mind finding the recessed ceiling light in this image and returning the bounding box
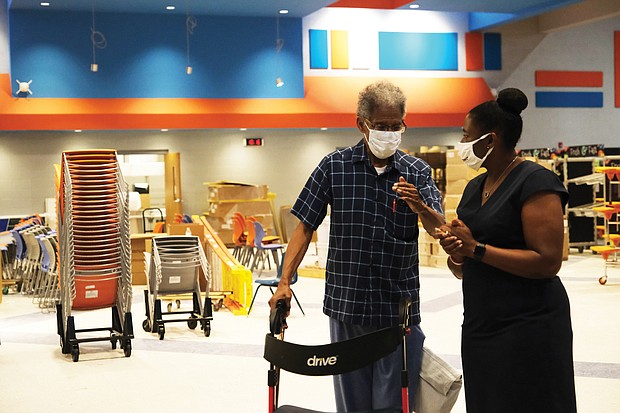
[240,128,247,131]
[320,128,328,131]
[40,2,50,6]
[409,4,420,9]
[74,129,82,133]
[161,129,169,132]
[279,9,289,14]
[166,5,176,11]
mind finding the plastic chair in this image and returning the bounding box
[243,216,258,267]
[264,299,412,413]
[251,221,284,275]
[247,252,304,316]
[231,213,247,261]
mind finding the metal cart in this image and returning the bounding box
[142,235,213,339]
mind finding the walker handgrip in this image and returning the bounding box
[269,299,289,335]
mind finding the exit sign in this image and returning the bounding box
[244,137,264,146]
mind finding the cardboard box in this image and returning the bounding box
[207,200,272,218]
[445,149,461,165]
[168,223,205,241]
[418,254,432,267]
[444,194,462,211]
[430,255,449,269]
[445,163,469,181]
[445,209,458,222]
[419,241,433,256]
[205,182,268,201]
[445,179,469,195]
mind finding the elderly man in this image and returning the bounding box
[269,80,444,411]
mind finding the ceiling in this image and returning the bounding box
[8,0,583,20]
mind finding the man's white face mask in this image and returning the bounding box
[365,121,402,159]
[456,132,493,171]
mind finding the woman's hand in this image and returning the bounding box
[441,219,478,260]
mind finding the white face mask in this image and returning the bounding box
[365,126,402,160]
[456,132,493,171]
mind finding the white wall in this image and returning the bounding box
[0,127,460,217]
[499,15,620,149]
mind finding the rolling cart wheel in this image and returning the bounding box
[71,345,79,362]
[158,325,165,340]
[111,338,117,350]
[187,316,198,330]
[578,246,584,253]
[2,287,8,295]
[167,302,173,313]
[124,341,132,357]
[204,323,211,337]
[176,299,181,309]
[142,319,151,332]
[599,275,608,285]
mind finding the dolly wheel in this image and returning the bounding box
[204,323,211,337]
[71,345,79,362]
[187,316,198,330]
[176,299,181,309]
[111,338,117,350]
[599,275,608,285]
[158,325,165,340]
[142,319,151,332]
[124,341,132,357]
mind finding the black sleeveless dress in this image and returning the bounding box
[456,160,576,413]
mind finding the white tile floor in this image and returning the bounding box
[1,250,619,413]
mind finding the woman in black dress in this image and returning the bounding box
[435,88,577,412]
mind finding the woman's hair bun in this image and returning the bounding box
[496,88,528,116]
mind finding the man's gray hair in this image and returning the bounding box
[356,80,407,119]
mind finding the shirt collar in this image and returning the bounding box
[353,138,403,173]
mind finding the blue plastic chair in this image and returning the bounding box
[250,221,283,274]
[247,252,304,316]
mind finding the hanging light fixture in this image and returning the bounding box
[185,11,197,75]
[90,0,106,72]
[275,14,284,87]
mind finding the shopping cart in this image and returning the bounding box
[264,299,412,413]
[142,235,213,340]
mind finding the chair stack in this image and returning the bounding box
[56,149,133,362]
[142,235,213,340]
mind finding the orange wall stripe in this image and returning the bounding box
[615,31,620,107]
[331,30,349,69]
[535,70,603,87]
[465,32,483,71]
[328,0,412,10]
[0,74,492,130]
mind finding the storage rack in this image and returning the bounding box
[560,156,605,253]
[590,160,620,285]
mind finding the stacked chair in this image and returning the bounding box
[142,235,213,340]
[56,149,133,362]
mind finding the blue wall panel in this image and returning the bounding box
[379,32,458,71]
[9,11,304,98]
[483,33,502,70]
[535,92,604,108]
[309,29,328,69]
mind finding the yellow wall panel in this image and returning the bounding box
[331,30,349,69]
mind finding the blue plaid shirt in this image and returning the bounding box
[292,139,443,327]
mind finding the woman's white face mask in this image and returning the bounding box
[364,122,402,159]
[456,132,493,171]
